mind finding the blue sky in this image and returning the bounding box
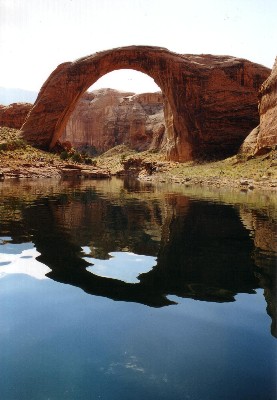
[0,0,276,93]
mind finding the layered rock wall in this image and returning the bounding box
[240,58,277,155]
[61,89,166,153]
[0,103,32,129]
[257,57,277,152]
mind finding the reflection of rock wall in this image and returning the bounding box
[240,208,277,252]
[52,190,163,259]
[61,89,166,153]
[140,199,259,302]
[255,256,276,338]
[0,179,275,336]
[239,207,277,337]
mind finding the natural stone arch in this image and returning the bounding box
[21,46,270,161]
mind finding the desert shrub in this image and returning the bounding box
[84,157,97,166]
[60,149,96,165]
[0,139,26,151]
[60,151,70,160]
[78,144,98,157]
[71,152,83,163]
[0,142,8,151]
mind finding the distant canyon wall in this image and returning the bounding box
[61,89,166,153]
[0,90,166,154]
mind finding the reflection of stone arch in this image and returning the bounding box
[21,46,269,161]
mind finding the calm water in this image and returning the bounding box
[0,178,276,400]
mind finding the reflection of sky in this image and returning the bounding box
[0,238,50,280]
[0,274,275,400]
[82,247,156,283]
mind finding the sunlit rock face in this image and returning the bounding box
[61,89,166,153]
[0,103,32,129]
[21,46,270,161]
[257,57,277,152]
[240,57,277,156]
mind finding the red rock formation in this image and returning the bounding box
[258,57,277,152]
[240,57,277,155]
[0,103,32,129]
[21,46,270,161]
[61,89,165,153]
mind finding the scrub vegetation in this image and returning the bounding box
[0,126,276,190]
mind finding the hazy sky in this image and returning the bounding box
[0,0,276,94]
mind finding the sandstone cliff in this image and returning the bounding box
[21,46,270,161]
[0,102,32,129]
[257,57,277,152]
[61,89,166,153]
[240,57,277,155]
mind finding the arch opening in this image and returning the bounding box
[61,69,168,156]
[49,63,178,157]
[90,69,160,94]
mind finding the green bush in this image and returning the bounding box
[60,151,70,160]
[71,152,83,163]
[79,144,98,157]
[0,139,26,151]
[0,142,8,151]
[84,157,97,166]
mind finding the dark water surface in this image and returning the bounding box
[0,178,276,400]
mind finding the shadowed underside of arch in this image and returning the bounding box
[21,46,270,161]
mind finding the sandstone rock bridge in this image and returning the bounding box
[21,46,270,161]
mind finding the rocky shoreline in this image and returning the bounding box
[138,172,277,192]
[0,161,111,181]
[1,141,276,193]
